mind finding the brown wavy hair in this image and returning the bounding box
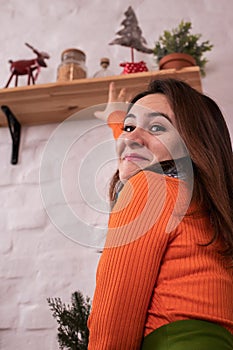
[109,78,233,261]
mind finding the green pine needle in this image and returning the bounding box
[47,291,91,350]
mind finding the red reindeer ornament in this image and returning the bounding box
[5,43,50,88]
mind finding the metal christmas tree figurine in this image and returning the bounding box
[109,6,153,74]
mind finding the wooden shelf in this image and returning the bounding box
[0,66,202,127]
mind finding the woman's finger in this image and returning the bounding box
[108,82,117,102]
[118,88,127,102]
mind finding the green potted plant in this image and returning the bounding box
[153,20,213,76]
[47,291,91,350]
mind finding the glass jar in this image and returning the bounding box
[57,48,87,81]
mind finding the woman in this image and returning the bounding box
[88,79,233,349]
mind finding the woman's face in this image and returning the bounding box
[117,93,187,182]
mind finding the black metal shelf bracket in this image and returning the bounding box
[1,105,21,165]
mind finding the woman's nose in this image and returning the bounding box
[124,127,146,147]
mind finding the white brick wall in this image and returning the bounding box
[0,1,233,349]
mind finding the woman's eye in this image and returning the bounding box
[150,124,166,133]
[123,125,136,132]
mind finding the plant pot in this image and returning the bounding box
[159,53,196,70]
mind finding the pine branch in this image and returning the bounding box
[47,291,91,350]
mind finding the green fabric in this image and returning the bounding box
[141,319,233,350]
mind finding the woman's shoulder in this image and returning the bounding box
[123,170,192,230]
[108,170,191,247]
[115,169,189,217]
[126,169,186,196]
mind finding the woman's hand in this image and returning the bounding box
[94,82,131,122]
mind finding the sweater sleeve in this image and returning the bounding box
[88,171,179,349]
[107,110,126,139]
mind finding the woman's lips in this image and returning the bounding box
[123,153,150,162]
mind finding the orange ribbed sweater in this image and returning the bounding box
[87,115,233,350]
[88,171,233,349]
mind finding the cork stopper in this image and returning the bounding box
[100,57,110,68]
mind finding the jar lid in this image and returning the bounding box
[101,57,110,64]
[61,48,86,60]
